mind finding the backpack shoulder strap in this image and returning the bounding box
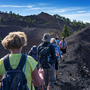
[16,54,25,71]
[39,43,43,47]
[4,54,12,71]
[47,43,51,47]
[4,54,26,71]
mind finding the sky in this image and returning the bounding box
[0,0,90,23]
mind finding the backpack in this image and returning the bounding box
[28,45,38,61]
[54,45,60,60]
[38,43,54,69]
[0,54,29,90]
[60,41,67,49]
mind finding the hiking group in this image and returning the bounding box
[0,31,67,90]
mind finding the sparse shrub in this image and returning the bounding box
[8,15,11,18]
[45,22,48,25]
[27,17,32,23]
[37,21,39,24]
[16,14,20,19]
[21,17,24,21]
[49,29,51,31]
[25,19,27,22]
[9,11,12,15]
[54,30,56,33]
[1,17,4,23]
[33,19,36,23]
[26,26,29,28]
[56,34,58,37]
[51,33,53,35]
[74,31,76,34]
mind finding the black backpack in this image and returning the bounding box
[0,54,29,90]
[38,43,54,69]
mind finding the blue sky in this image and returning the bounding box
[0,0,90,23]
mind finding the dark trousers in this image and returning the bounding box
[55,59,58,70]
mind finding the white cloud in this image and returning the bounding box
[51,7,85,13]
[0,5,35,8]
[77,11,86,13]
[24,7,55,10]
[60,13,90,23]
[27,7,41,10]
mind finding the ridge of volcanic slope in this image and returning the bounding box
[56,25,90,90]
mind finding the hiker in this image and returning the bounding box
[38,33,56,90]
[59,37,68,62]
[0,31,44,90]
[50,38,62,80]
[55,36,60,46]
[28,45,39,70]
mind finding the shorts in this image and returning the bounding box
[44,64,55,88]
[60,48,66,54]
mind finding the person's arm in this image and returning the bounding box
[65,41,68,52]
[66,44,68,52]
[58,46,62,55]
[0,75,2,81]
[59,41,62,49]
[0,75,2,87]
[32,67,44,86]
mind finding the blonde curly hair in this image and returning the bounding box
[1,31,27,49]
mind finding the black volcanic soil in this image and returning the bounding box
[34,26,90,90]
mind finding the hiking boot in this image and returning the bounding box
[62,59,65,62]
[56,75,58,80]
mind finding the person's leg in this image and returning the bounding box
[61,53,64,62]
[47,86,52,90]
[55,59,58,80]
[55,70,58,79]
[44,69,49,89]
[60,49,64,61]
[62,49,66,61]
[48,64,55,89]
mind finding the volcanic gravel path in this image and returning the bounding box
[35,43,90,90]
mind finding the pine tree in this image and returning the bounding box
[61,25,69,38]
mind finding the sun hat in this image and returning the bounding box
[62,37,65,39]
[50,38,56,44]
[42,33,51,42]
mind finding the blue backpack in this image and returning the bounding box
[28,45,38,61]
